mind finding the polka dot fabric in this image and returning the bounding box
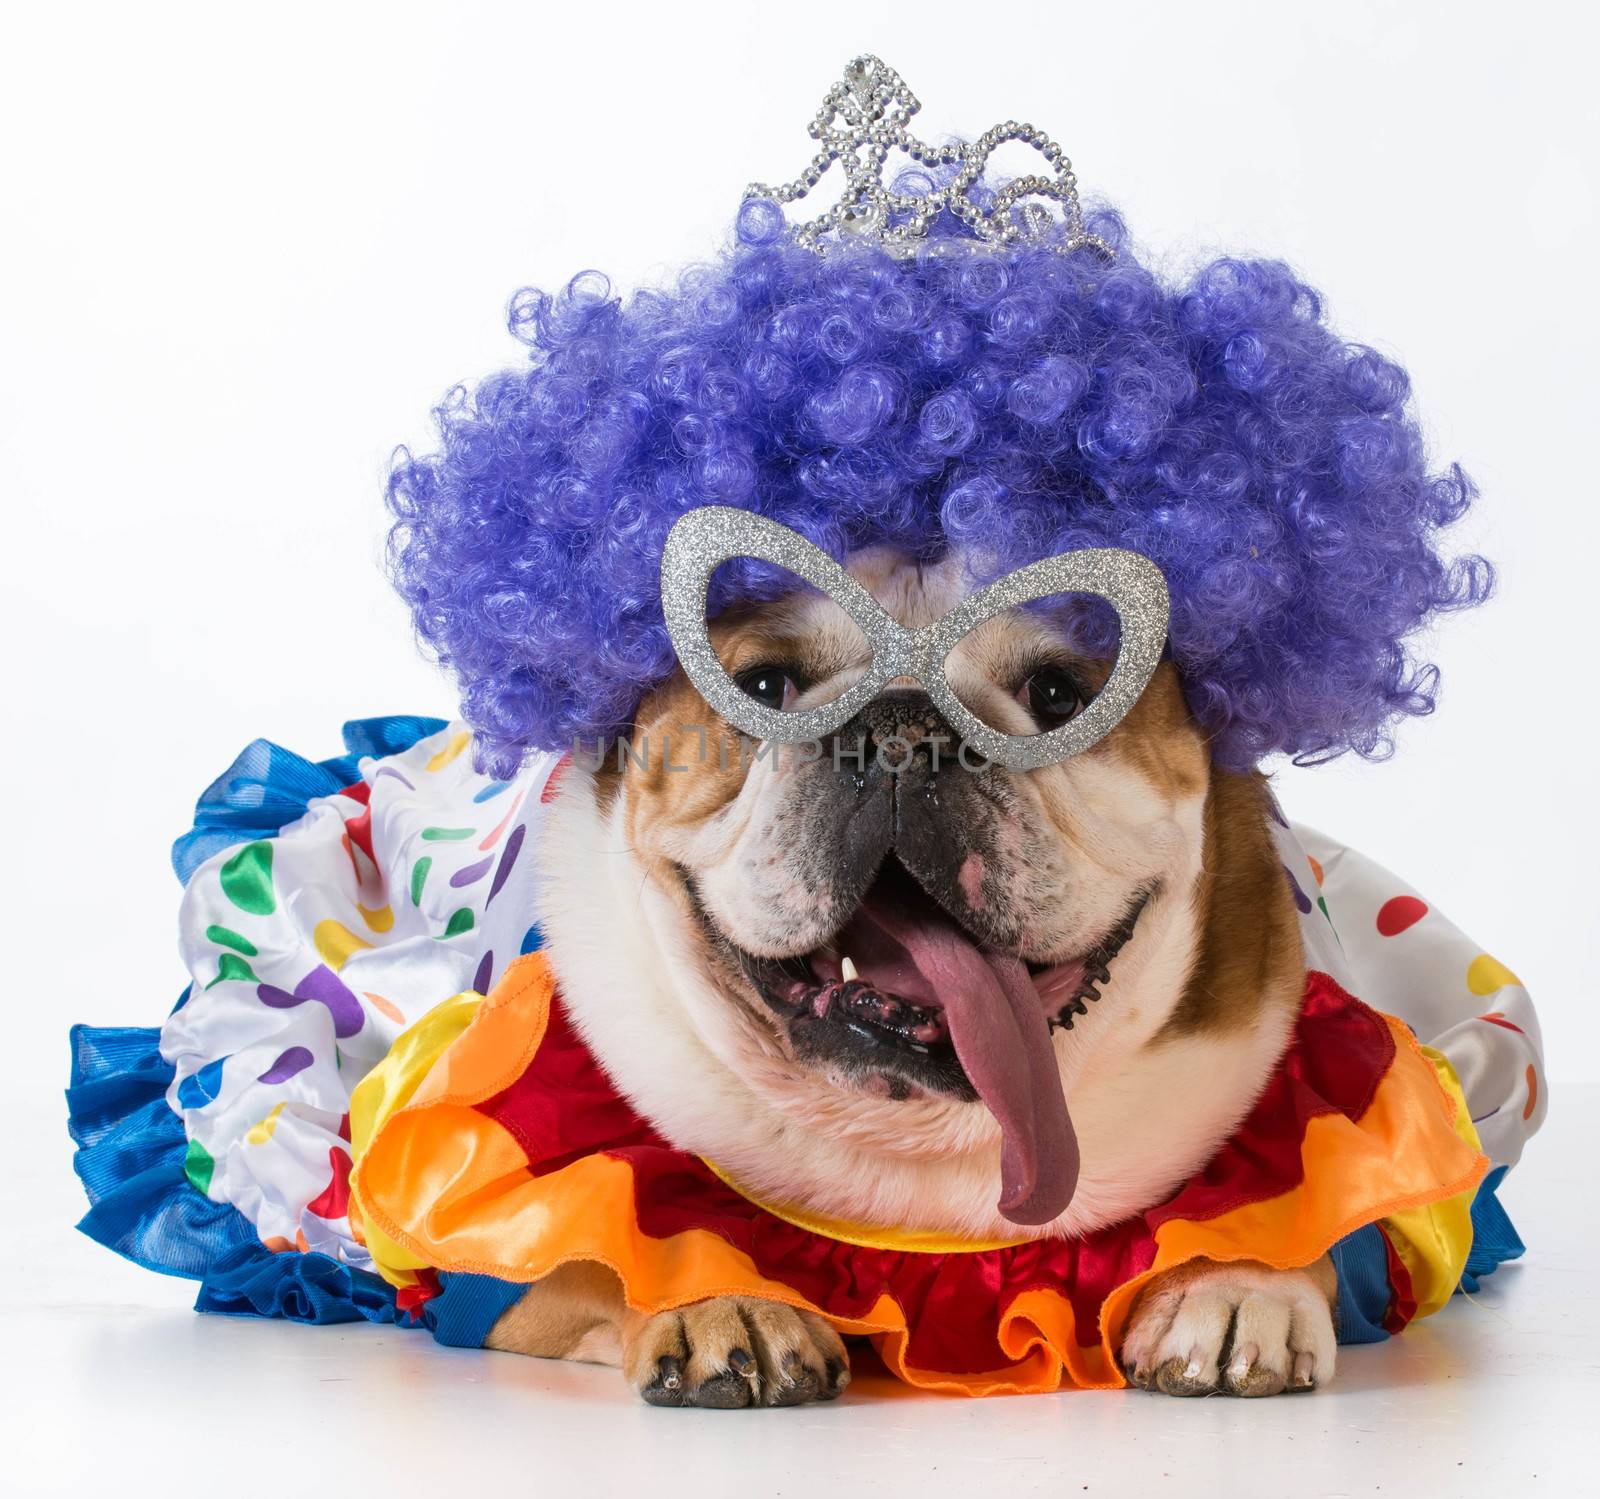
[1289,823,1546,1170]
[161,724,559,1264]
[157,721,1541,1266]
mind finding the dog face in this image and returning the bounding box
[538,551,1303,1238]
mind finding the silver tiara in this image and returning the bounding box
[746,55,1114,260]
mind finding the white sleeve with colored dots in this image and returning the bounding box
[1291,823,1546,1172]
[159,723,559,1263]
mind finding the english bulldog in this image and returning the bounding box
[485,548,1333,1404]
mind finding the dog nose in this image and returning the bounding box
[831,690,961,775]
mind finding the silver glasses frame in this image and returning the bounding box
[659,507,1170,771]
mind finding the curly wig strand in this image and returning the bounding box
[387,190,1490,778]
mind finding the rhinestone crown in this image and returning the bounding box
[746,54,1114,259]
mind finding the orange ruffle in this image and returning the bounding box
[350,954,1486,1394]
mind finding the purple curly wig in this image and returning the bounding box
[387,190,1490,779]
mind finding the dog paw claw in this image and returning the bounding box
[626,1298,850,1410]
[641,1355,686,1407]
[1118,1260,1336,1399]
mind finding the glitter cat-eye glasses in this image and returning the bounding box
[659,507,1170,772]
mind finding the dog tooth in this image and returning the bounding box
[840,955,859,983]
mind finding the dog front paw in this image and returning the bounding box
[1119,1257,1337,1397]
[624,1297,851,1409]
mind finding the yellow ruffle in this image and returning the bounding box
[349,954,1490,1392]
[1379,1045,1481,1319]
[348,989,485,1288]
[700,1156,1034,1254]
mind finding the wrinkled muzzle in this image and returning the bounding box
[807,690,1081,1225]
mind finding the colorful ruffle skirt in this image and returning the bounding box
[67,716,1538,1390]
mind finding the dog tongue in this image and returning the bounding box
[857,896,1081,1225]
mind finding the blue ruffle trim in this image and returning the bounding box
[425,1273,534,1348]
[67,713,515,1333]
[1329,1223,1393,1344]
[1461,1165,1526,1292]
[1330,1167,1527,1342]
[74,711,1527,1345]
[67,1021,402,1325]
[171,715,447,885]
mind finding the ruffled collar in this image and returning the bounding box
[349,953,1486,1393]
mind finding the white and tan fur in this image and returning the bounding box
[487,552,1335,1404]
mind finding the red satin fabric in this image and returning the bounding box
[475,970,1397,1376]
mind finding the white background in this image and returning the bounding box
[2,5,1597,1493]
[3,0,1596,1074]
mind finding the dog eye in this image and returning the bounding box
[1022,666,1085,725]
[735,665,798,710]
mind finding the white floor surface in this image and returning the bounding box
[7,1087,1596,1499]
